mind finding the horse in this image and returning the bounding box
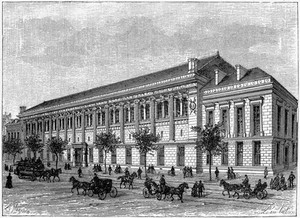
[167,182,189,203]
[118,172,137,189]
[39,169,52,182]
[219,179,242,198]
[69,176,91,195]
[49,168,62,182]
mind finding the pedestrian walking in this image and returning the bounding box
[288,171,296,188]
[215,167,219,180]
[198,180,205,197]
[137,167,142,179]
[5,173,13,189]
[108,165,112,175]
[78,167,82,178]
[264,167,268,179]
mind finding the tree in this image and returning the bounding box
[192,123,226,181]
[3,138,25,164]
[24,134,44,159]
[132,128,160,177]
[94,131,121,174]
[46,137,68,169]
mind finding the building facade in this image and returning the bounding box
[14,52,297,174]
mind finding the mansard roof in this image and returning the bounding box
[23,53,220,114]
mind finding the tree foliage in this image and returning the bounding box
[24,134,44,158]
[3,138,25,163]
[192,123,227,181]
[46,137,68,169]
[94,131,121,173]
[132,128,160,176]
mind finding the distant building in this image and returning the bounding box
[2,112,12,137]
[17,52,297,174]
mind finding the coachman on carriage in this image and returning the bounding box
[14,158,45,181]
[88,177,118,200]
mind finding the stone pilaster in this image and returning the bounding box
[150,97,155,134]
[119,103,125,143]
[41,119,45,143]
[243,140,252,166]
[81,110,85,143]
[72,112,75,143]
[105,105,109,133]
[64,114,68,142]
[93,108,97,143]
[228,140,236,166]
[49,116,52,140]
[169,93,174,141]
[134,99,139,132]
[56,115,60,138]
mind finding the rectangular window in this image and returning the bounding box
[237,107,244,137]
[221,109,228,133]
[276,142,280,164]
[59,154,62,162]
[67,149,71,161]
[285,109,288,135]
[89,148,93,163]
[292,143,295,162]
[126,146,132,164]
[207,110,214,125]
[97,113,101,125]
[99,149,103,163]
[146,104,150,119]
[52,154,56,161]
[140,105,145,120]
[157,146,165,166]
[157,102,162,119]
[221,143,228,165]
[253,105,260,135]
[164,101,169,117]
[292,114,295,138]
[115,109,119,123]
[236,142,243,166]
[206,153,212,165]
[101,111,105,126]
[177,145,185,166]
[160,131,163,138]
[27,149,31,159]
[89,114,93,127]
[111,148,117,164]
[277,106,281,134]
[47,151,50,161]
[140,152,146,165]
[182,98,188,117]
[175,99,181,117]
[130,107,134,122]
[253,141,261,166]
[110,110,114,124]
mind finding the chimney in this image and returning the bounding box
[188,58,198,73]
[236,64,248,81]
[215,68,227,85]
[19,106,26,114]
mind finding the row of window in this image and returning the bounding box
[207,103,263,137]
[7,131,20,140]
[277,105,296,138]
[25,98,189,135]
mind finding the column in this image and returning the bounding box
[56,116,60,139]
[29,121,33,135]
[120,103,125,143]
[162,100,165,118]
[49,116,52,140]
[169,93,174,141]
[81,110,85,143]
[180,97,183,116]
[259,102,264,136]
[143,104,146,120]
[41,118,45,144]
[105,105,109,133]
[113,108,116,124]
[134,100,139,132]
[150,97,155,134]
[64,114,68,142]
[72,112,75,143]
[93,108,97,143]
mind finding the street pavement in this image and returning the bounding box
[2,166,297,216]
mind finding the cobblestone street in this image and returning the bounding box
[2,167,297,216]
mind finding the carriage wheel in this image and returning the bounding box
[143,188,150,198]
[98,191,107,200]
[88,189,94,197]
[110,187,118,198]
[243,190,251,199]
[262,190,268,199]
[256,191,264,200]
[156,192,162,200]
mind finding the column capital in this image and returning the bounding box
[149,96,156,101]
[119,102,125,107]
[104,104,109,109]
[168,93,174,98]
[134,99,140,104]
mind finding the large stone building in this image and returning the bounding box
[14,52,297,174]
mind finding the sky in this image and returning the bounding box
[2,2,298,118]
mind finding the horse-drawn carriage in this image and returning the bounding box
[143,178,161,199]
[14,161,45,181]
[241,182,268,200]
[88,178,118,200]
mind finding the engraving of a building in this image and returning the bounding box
[12,52,297,174]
